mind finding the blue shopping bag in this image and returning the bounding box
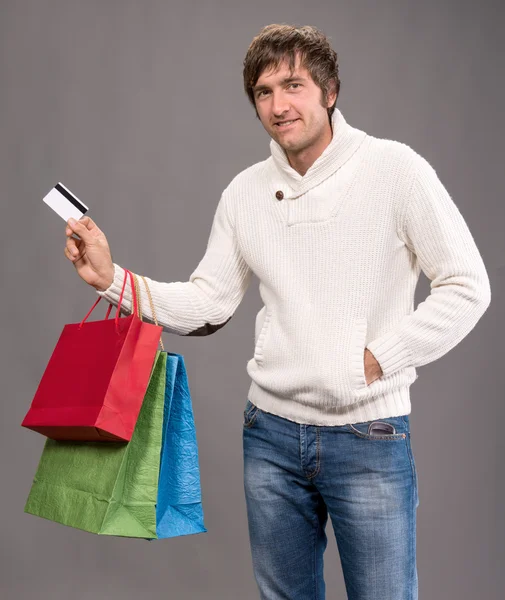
[156,353,207,538]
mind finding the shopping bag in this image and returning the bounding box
[24,351,167,538]
[25,274,207,539]
[21,269,162,442]
[156,352,206,538]
[131,272,206,537]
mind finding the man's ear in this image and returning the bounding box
[326,80,337,108]
[326,80,338,108]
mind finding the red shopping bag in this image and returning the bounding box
[21,269,162,442]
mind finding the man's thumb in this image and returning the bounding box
[67,218,92,241]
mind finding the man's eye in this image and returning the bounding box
[256,84,300,98]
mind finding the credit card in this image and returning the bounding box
[43,182,89,222]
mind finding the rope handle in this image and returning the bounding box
[133,273,165,351]
[132,272,142,320]
[79,268,138,333]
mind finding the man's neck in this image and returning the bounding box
[286,122,334,177]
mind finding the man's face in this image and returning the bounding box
[252,55,336,157]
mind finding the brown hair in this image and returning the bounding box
[243,24,341,120]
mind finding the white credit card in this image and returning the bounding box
[43,182,89,222]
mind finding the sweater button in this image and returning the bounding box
[275,190,284,200]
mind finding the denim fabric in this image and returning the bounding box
[243,399,419,600]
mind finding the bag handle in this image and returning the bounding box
[78,268,138,332]
[133,272,165,351]
[132,272,142,320]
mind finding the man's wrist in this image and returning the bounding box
[94,281,112,293]
[94,270,115,292]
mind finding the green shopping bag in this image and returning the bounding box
[24,351,167,538]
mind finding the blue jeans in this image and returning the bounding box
[242,400,419,600]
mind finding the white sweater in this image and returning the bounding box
[98,108,491,426]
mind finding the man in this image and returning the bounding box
[65,24,491,600]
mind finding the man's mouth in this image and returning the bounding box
[274,119,300,129]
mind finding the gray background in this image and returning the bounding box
[1,1,503,598]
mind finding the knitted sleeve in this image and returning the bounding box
[366,151,491,376]
[96,187,252,335]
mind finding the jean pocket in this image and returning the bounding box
[244,400,260,428]
[346,415,407,441]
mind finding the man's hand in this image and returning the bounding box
[64,216,115,292]
[364,348,383,385]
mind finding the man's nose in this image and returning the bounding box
[271,91,290,117]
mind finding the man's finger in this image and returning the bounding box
[66,235,82,256]
[67,217,94,241]
[77,215,98,231]
[64,246,79,262]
